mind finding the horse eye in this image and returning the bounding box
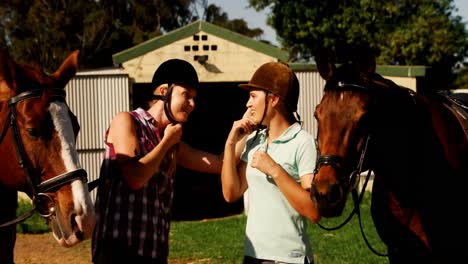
[26,128,39,138]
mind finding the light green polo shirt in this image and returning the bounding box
[241,122,316,263]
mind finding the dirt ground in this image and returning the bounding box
[14,233,201,264]
[14,233,92,264]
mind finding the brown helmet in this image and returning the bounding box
[240,61,299,112]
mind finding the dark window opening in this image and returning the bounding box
[201,35,208,41]
[194,55,208,63]
[203,45,209,51]
[211,45,218,51]
[193,35,200,41]
[173,83,249,221]
[184,45,190,51]
[192,45,199,51]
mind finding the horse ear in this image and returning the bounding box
[51,50,79,88]
[315,51,336,81]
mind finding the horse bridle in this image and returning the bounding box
[312,80,387,256]
[0,89,87,227]
[312,81,373,195]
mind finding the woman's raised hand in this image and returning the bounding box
[163,123,183,147]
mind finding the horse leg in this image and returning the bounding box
[0,187,18,264]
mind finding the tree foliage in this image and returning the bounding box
[249,0,468,89]
[0,0,196,70]
[0,0,262,71]
[204,4,264,42]
[453,66,468,89]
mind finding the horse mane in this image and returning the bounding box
[330,63,400,93]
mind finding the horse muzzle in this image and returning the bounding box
[311,181,348,218]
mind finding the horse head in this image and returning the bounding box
[310,53,383,218]
[0,49,95,247]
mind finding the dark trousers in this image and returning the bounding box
[243,255,312,264]
[93,239,165,264]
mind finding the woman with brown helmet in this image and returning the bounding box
[92,59,222,264]
[222,62,321,264]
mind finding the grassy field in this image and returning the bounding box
[17,192,389,264]
[168,192,388,264]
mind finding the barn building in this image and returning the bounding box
[66,20,427,220]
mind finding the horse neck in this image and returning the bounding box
[371,89,457,204]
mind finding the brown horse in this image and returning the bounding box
[310,55,467,263]
[0,50,95,263]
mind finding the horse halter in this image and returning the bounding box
[0,89,87,220]
[313,134,371,196]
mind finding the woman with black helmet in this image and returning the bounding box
[221,62,321,264]
[92,59,223,264]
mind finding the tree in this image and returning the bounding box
[0,0,197,71]
[0,0,267,71]
[452,66,468,90]
[205,4,265,42]
[249,0,468,90]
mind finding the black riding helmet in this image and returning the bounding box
[152,59,199,90]
[151,59,199,123]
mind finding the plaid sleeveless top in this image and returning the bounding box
[92,108,176,262]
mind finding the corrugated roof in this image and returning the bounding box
[112,20,289,66]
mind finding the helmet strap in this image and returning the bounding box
[259,91,269,126]
[163,84,178,124]
[247,91,269,148]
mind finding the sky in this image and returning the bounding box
[210,0,468,47]
[207,0,278,45]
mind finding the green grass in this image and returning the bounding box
[169,192,389,264]
[16,199,50,234]
[17,192,389,263]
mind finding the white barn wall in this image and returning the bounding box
[121,31,278,83]
[296,71,326,137]
[66,72,130,200]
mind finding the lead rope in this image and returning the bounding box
[350,136,387,256]
[0,209,36,228]
[352,173,388,257]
